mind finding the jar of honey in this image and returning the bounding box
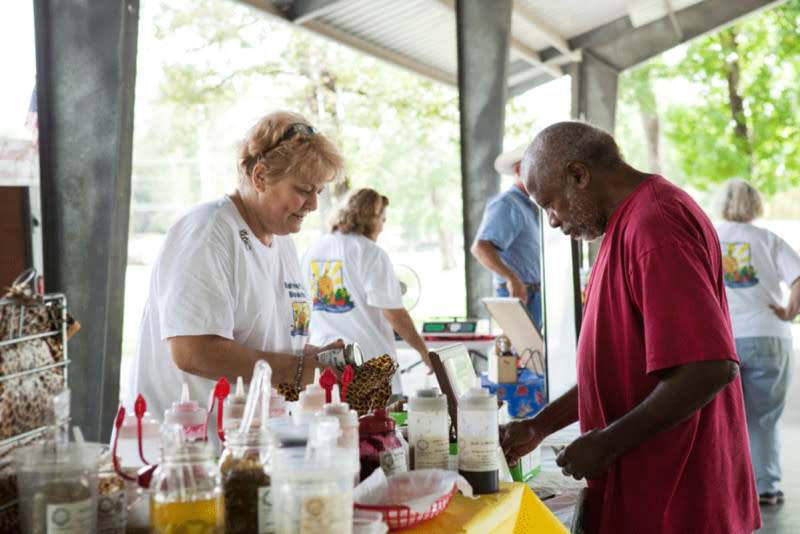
[149,442,224,534]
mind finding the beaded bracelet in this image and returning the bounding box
[293,355,305,391]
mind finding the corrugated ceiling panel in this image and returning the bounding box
[515,0,631,40]
[315,0,457,77]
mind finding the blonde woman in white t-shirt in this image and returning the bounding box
[714,178,800,506]
[128,111,346,422]
[302,188,432,395]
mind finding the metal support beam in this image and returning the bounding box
[570,0,782,70]
[34,0,139,441]
[455,0,512,319]
[287,0,345,24]
[511,0,580,61]
[510,37,562,78]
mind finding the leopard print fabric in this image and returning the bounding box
[345,354,398,416]
[275,354,398,416]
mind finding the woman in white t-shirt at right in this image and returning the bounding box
[714,178,800,506]
[301,188,432,396]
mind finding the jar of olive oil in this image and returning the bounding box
[149,442,224,534]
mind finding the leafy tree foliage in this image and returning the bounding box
[660,0,800,196]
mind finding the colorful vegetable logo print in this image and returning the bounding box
[309,260,355,312]
[291,301,310,336]
[721,242,758,288]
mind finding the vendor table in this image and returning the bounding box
[400,481,568,533]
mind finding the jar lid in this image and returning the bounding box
[225,427,269,447]
[117,410,162,439]
[459,386,496,410]
[359,409,395,433]
[14,442,106,472]
[408,388,446,412]
[267,415,309,448]
[164,384,205,427]
[346,343,364,366]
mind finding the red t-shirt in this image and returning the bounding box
[578,175,760,534]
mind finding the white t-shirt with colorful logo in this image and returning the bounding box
[301,232,403,371]
[127,196,310,420]
[716,221,800,339]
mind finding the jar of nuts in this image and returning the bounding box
[97,452,126,533]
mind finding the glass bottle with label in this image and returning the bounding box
[408,388,449,470]
[219,428,272,534]
[457,386,499,494]
[358,409,408,481]
[149,442,224,534]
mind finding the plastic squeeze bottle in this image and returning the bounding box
[322,384,360,480]
[164,383,206,441]
[408,388,449,470]
[223,377,248,435]
[296,368,326,417]
[457,385,499,494]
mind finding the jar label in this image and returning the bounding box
[458,436,499,472]
[98,490,127,534]
[379,447,407,476]
[46,497,94,534]
[258,486,274,533]
[413,436,449,469]
[299,490,353,533]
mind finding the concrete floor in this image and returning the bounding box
[755,339,800,533]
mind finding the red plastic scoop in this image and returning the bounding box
[319,368,338,403]
[134,394,150,465]
[341,364,354,402]
[111,405,136,482]
[215,377,230,442]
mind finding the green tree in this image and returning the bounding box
[662,0,800,195]
[137,0,464,268]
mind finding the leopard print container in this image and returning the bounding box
[275,354,398,416]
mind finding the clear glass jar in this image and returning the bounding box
[97,455,127,534]
[149,442,224,534]
[219,428,273,534]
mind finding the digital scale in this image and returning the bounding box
[421,319,493,341]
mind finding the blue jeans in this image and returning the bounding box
[495,286,543,331]
[735,336,793,494]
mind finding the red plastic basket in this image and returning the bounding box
[354,484,457,531]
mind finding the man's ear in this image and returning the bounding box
[566,162,590,189]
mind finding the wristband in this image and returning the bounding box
[293,355,305,391]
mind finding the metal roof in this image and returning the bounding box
[242,0,783,96]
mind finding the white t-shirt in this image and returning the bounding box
[716,221,800,339]
[301,232,403,363]
[127,196,310,421]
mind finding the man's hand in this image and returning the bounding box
[555,428,617,480]
[508,274,528,304]
[500,418,544,467]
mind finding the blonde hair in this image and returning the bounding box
[330,188,389,237]
[714,178,763,223]
[237,110,345,187]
